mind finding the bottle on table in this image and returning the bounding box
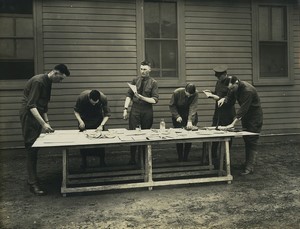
[160,119,166,130]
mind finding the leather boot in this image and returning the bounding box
[29,183,46,196]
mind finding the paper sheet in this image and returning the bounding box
[127,83,137,93]
[202,90,213,98]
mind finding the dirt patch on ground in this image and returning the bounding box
[1,141,299,228]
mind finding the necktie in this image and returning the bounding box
[138,78,145,94]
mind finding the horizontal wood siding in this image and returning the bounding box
[0,0,138,148]
[184,0,253,130]
[0,0,299,149]
[43,0,139,139]
[184,0,300,134]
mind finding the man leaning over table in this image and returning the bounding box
[204,65,236,168]
[123,60,159,165]
[219,76,263,176]
[20,64,70,196]
[74,89,111,169]
[169,83,199,162]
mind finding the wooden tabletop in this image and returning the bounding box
[32,128,258,148]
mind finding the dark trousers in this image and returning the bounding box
[25,143,39,185]
[243,135,259,170]
[80,118,106,167]
[128,104,153,162]
[172,114,197,162]
[241,108,263,171]
[176,143,192,162]
[20,109,43,185]
[80,148,105,167]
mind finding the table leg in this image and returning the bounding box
[219,142,224,175]
[208,142,212,169]
[145,144,153,190]
[61,149,68,197]
[224,140,231,181]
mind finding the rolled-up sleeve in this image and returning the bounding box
[150,80,159,103]
[74,97,82,113]
[169,93,180,119]
[236,91,252,119]
[102,97,111,117]
[26,81,42,110]
[188,93,198,121]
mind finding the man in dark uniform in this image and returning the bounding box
[169,83,199,162]
[204,65,236,166]
[20,64,70,195]
[123,61,159,165]
[74,89,111,168]
[220,76,263,175]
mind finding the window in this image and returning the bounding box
[139,0,184,83]
[252,1,294,85]
[0,0,34,80]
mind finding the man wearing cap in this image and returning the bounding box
[219,76,263,175]
[169,83,199,162]
[204,65,236,167]
[20,64,70,195]
[123,61,159,165]
[74,89,111,169]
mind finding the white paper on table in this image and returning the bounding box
[131,135,148,141]
[118,135,133,141]
[127,83,137,93]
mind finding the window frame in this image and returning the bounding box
[136,0,186,87]
[0,1,43,90]
[252,0,294,86]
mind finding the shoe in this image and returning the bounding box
[29,183,46,196]
[240,168,253,176]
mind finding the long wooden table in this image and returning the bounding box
[32,128,257,196]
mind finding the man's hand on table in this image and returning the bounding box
[176,116,182,123]
[79,121,85,131]
[186,121,193,130]
[218,124,235,131]
[43,123,54,133]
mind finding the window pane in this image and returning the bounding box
[161,3,177,38]
[162,70,176,78]
[144,2,160,38]
[0,18,14,36]
[0,61,34,80]
[16,18,33,37]
[259,42,288,77]
[259,7,270,40]
[162,40,177,70]
[150,70,160,78]
[145,40,160,69]
[0,39,14,58]
[272,7,286,41]
[16,39,34,59]
[0,0,32,14]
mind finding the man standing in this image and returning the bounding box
[169,83,199,162]
[74,90,111,169]
[220,76,263,175]
[20,64,70,195]
[204,65,236,166]
[123,61,159,165]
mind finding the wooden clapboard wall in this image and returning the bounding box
[0,0,299,149]
[184,0,300,133]
[42,0,138,132]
